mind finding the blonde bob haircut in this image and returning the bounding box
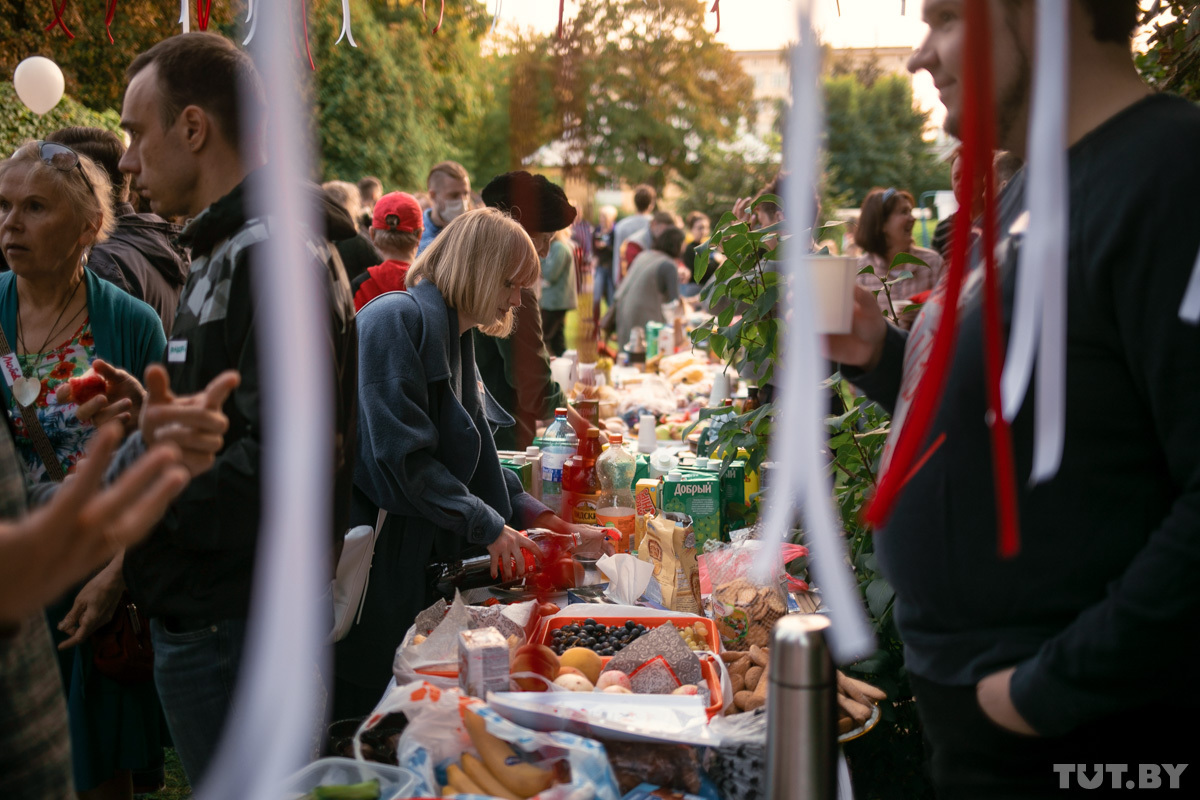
[1,140,116,246]
[406,207,540,338]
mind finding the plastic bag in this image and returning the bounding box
[360,681,622,799]
[699,540,808,651]
[393,593,535,689]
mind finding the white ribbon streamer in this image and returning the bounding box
[245,0,254,24]
[753,0,874,665]
[198,0,330,796]
[335,0,358,46]
[1000,0,1069,484]
[243,9,259,46]
[492,0,503,33]
[179,0,190,32]
[1179,243,1200,323]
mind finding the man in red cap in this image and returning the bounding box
[351,191,423,312]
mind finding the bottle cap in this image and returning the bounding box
[512,455,526,465]
[694,457,710,469]
[525,446,540,457]
[667,470,683,481]
[555,407,568,415]
[610,433,623,445]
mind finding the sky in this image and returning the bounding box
[501,0,931,52]
[502,0,943,117]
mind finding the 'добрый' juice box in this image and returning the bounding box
[662,471,721,549]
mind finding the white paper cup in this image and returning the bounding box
[806,255,859,334]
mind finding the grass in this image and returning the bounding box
[138,748,191,800]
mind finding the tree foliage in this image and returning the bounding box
[545,0,754,190]
[0,82,121,155]
[823,64,948,208]
[1137,1,1200,101]
[0,1,237,112]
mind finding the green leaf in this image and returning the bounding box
[883,270,914,286]
[890,252,929,269]
[865,579,895,619]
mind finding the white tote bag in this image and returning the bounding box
[330,508,387,642]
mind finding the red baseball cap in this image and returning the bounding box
[372,192,423,233]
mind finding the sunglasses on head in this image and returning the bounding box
[29,141,97,197]
[881,187,897,205]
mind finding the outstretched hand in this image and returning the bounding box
[0,422,189,625]
[140,365,240,477]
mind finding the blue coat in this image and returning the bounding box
[335,279,548,690]
[0,269,166,409]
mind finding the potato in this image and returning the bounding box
[745,666,763,692]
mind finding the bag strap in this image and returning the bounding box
[0,324,66,483]
[353,507,387,627]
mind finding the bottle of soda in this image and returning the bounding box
[562,429,602,525]
[596,434,637,553]
[540,408,573,515]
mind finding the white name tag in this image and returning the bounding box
[167,340,188,363]
[0,353,21,388]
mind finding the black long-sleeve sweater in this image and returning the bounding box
[848,94,1200,737]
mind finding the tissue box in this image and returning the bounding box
[566,585,622,605]
[662,472,721,549]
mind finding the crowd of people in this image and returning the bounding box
[1,0,1198,798]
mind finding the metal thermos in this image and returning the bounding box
[766,614,837,800]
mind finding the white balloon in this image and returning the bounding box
[13,56,65,116]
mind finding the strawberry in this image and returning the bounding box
[68,370,107,405]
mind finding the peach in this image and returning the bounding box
[559,647,604,685]
[596,670,632,692]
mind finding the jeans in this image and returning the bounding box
[150,618,246,788]
[593,266,615,318]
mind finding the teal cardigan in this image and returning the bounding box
[0,269,167,408]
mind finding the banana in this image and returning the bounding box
[462,707,554,798]
[446,763,485,796]
[461,753,522,800]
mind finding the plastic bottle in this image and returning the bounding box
[525,446,543,500]
[637,413,658,455]
[540,408,573,515]
[596,434,637,553]
[562,429,602,524]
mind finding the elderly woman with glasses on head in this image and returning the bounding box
[853,186,943,330]
[0,140,167,800]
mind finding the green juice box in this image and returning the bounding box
[662,470,721,549]
[498,455,533,492]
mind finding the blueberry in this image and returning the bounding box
[625,620,636,630]
[584,618,597,626]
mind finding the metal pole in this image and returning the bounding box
[766,614,837,800]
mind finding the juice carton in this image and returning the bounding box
[498,454,532,492]
[662,470,721,550]
[458,627,510,697]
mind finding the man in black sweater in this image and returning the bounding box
[116,33,357,786]
[828,2,1200,796]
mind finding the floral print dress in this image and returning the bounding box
[6,322,96,483]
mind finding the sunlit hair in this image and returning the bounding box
[1,141,116,246]
[406,207,539,338]
[322,180,363,223]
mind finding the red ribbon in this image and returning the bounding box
[557,0,565,39]
[865,0,1020,558]
[433,0,446,32]
[196,0,213,31]
[104,0,118,43]
[44,0,75,39]
[711,0,720,34]
[300,0,315,70]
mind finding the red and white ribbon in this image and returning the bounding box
[335,0,358,46]
[1001,0,1069,485]
[754,0,874,665]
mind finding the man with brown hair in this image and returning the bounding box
[827,2,1200,794]
[417,160,471,255]
[118,32,359,786]
[611,183,656,284]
